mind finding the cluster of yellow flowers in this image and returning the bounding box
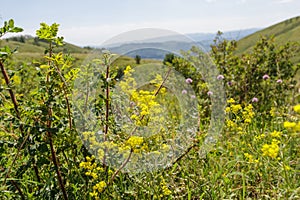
[126,136,144,149]
[90,181,107,198]
[254,130,283,161]
[117,65,175,153]
[225,98,255,133]
[226,119,238,131]
[119,65,137,93]
[12,74,21,85]
[244,152,259,163]
[270,130,282,138]
[130,89,163,126]
[254,133,265,141]
[159,176,172,197]
[120,66,165,126]
[253,130,282,160]
[242,104,255,124]
[79,156,104,180]
[283,104,300,131]
[293,104,300,113]
[261,139,280,159]
[79,156,109,199]
[230,104,242,115]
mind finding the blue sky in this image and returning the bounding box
[0,0,299,46]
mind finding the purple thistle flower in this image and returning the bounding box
[252,97,258,103]
[217,75,224,80]
[186,78,193,84]
[207,91,213,96]
[191,95,196,99]
[182,90,187,94]
[276,79,283,83]
[263,74,270,80]
[227,81,233,86]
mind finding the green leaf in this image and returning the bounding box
[40,65,50,69]
[10,27,23,33]
[8,19,14,28]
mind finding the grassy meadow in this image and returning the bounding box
[0,18,299,200]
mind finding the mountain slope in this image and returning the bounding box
[236,16,300,61]
[1,36,90,54]
[0,35,94,62]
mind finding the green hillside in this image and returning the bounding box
[0,35,161,67]
[236,16,300,63]
[0,36,92,62]
[1,36,89,53]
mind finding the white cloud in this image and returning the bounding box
[204,0,217,3]
[236,0,246,4]
[276,0,294,3]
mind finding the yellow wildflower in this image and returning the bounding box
[227,98,235,104]
[226,120,237,129]
[162,185,172,196]
[270,107,276,117]
[90,172,98,179]
[270,130,282,138]
[293,104,300,113]
[293,122,300,131]
[160,176,172,196]
[124,65,134,76]
[126,136,144,149]
[244,153,254,163]
[284,165,291,171]
[231,104,242,114]
[283,121,296,129]
[89,191,98,197]
[225,107,231,113]
[261,139,280,159]
[12,75,21,85]
[93,181,107,193]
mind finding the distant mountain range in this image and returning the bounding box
[3,15,299,63]
[104,28,260,59]
[106,15,300,62]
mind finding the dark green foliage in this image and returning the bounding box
[210,32,299,115]
[135,54,141,64]
[6,35,26,43]
[163,53,175,65]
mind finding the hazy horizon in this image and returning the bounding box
[1,0,299,46]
